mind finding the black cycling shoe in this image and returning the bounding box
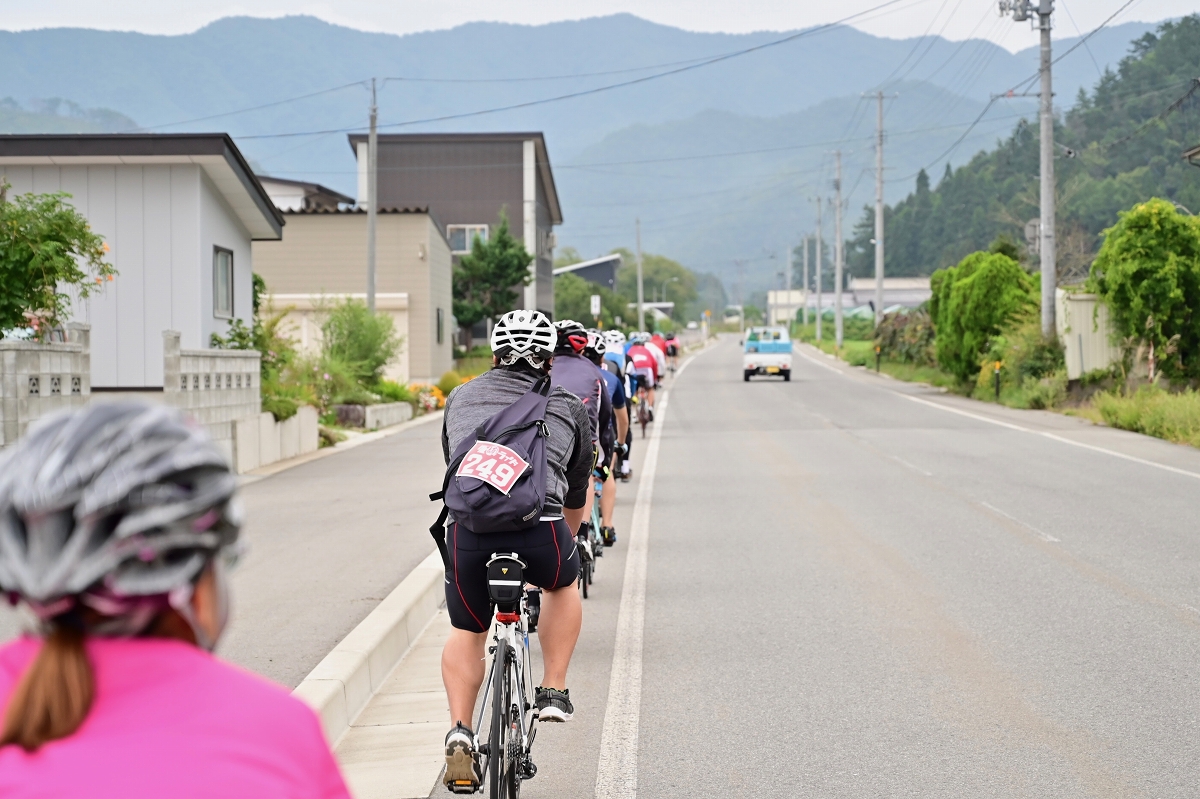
[601,526,617,547]
[443,722,482,793]
[535,687,574,722]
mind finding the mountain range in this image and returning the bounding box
[0,13,1163,295]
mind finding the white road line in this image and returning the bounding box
[672,340,713,380]
[593,388,670,799]
[898,392,1200,483]
[980,501,1061,543]
[891,455,933,477]
[795,347,844,374]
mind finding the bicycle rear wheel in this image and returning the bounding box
[489,639,511,799]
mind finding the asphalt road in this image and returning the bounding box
[0,415,447,688]
[502,336,1200,799]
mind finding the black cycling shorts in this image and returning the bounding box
[445,520,579,632]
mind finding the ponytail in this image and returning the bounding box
[1,624,94,751]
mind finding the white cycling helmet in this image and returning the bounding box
[603,330,626,349]
[490,310,556,367]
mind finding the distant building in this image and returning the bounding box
[257,175,353,212]
[0,133,282,388]
[347,132,563,317]
[553,253,621,292]
[251,207,453,383]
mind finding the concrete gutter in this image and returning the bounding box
[293,549,445,746]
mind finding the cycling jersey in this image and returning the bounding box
[599,368,627,411]
[0,637,351,799]
[626,344,659,383]
[643,341,667,377]
[550,353,605,443]
[602,350,625,376]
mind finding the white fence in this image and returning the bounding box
[232,407,319,473]
[0,324,91,447]
[1055,290,1121,380]
[162,330,261,463]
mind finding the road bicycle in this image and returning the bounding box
[471,553,539,799]
[634,384,651,438]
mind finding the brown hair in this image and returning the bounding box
[1,624,94,751]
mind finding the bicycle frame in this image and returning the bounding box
[476,591,537,792]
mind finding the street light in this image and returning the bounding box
[658,277,679,303]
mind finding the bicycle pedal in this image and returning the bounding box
[521,760,538,780]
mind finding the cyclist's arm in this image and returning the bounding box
[562,400,594,514]
[615,406,629,443]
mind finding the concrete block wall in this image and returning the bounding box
[231,405,318,474]
[364,401,413,430]
[161,330,260,461]
[0,324,91,448]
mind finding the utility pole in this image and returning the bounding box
[636,218,645,332]
[834,151,844,349]
[873,90,885,326]
[735,260,746,334]
[1001,0,1056,336]
[785,244,793,330]
[814,198,824,342]
[366,77,378,313]
[802,236,809,326]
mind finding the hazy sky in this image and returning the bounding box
[3,0,1189,52]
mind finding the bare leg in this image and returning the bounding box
[442,628,488,726]
[538,583,582,689]
[600,471,616,528]
[580,480,595,532]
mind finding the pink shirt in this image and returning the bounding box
[0,636,352,799]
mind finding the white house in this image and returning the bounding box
[0,134,284,390]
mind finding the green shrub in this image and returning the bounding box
[376,379,415,404]
[972,318,1067,408]
[874,308,936,365]
[929,249,1037,382]
[437,370,464,396]
[1093,385,1200,447]
[321,298,402,386]
[262,395,298,422]
[0,183,115,334]
[1088,198,1200,381]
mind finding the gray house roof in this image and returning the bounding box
[0,133,283,240]
[348,131,563,225]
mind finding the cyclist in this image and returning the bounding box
[664,332,680,373]
[645,333,668,386]
[585,331,628,546]
[439,310,589,792]
[626,333,660,415]
[603,330,634,481]
[0,402,351,798]
[549,320,611,544]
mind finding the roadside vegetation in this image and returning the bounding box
[803,198,1200,450]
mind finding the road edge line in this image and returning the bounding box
[291,548,445,747]
[593,388,672,799]
[898,392,1200,482]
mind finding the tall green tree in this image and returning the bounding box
[930,245,1037,382]
[847,15,1200,281]
[611,248,698,323]
[1088,198,1200,380]
[0,183,114,334]
[554,272,625,327]
[452,213,532,348]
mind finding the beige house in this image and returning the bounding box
[251,208,453,383]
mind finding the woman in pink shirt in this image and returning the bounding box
[0,402,352,799]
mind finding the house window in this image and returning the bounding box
[447,224,488,254]
[213,247,234,319]
[437,308,445,344]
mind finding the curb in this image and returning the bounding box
[242,411,443,482]
[292,549,445,746]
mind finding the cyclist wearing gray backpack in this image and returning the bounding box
[437,310,591,792]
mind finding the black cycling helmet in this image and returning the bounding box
[554,319,588,355]
[0,402,241,645]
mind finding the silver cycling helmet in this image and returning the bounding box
[585,329,606,357]
[490,310,556,368]
[0,401,241,645]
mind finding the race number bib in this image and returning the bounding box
[455,441,530,495]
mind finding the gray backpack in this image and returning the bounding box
[429,377,551,564]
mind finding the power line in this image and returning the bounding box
[235,0,922,140]
[131,80,369,131]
